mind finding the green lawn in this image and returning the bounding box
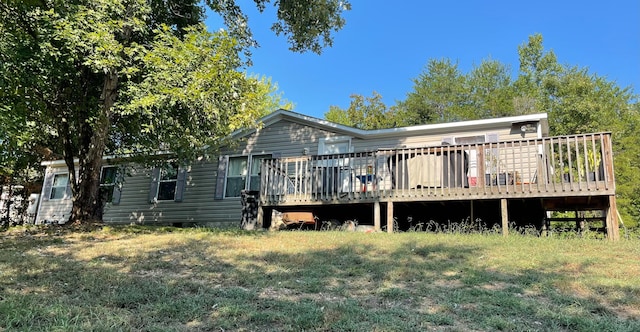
[1,226,639,331]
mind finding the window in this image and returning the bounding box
[157,163,178,201]
[443,133,499,186]
[453,135,486,145]
[443,133,498,146]
[318,136,351,155]
[149,162,186,203]
[224,155,270,197]
[318,137,351,168]
[100,167,117,203]
[249,155,269,192]
[225,157,247,198]
[50,173,69,200]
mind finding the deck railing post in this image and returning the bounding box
[590,134,599,188]
[477,145,485,192]
[574,136,581,190]
[582,135,590,187]
[550,138,558,192]
[260,160,266,204]
[603,133,615,190]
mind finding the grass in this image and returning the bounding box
[1,225,639,331]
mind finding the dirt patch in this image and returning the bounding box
[480,281,517,291]
[258,286,346,303]
[432,278,464,289]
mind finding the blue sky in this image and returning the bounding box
[206,0,640,119]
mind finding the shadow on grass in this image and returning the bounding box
[0,232,638,331]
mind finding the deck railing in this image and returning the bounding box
[260,133,615,205]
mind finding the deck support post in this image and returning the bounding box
[257,205,264,229]
[605,195,620,240]
[387,201,394,234]
[374,201,381,231]
[500,199,509,237]
[470,200,475,229]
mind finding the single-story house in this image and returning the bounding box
[34,110,619,239]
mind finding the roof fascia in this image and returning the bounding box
[40,152,172,167]
[365,113,549,138]
[230,109,369,139]
[235,110,549,140]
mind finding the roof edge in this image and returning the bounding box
[247,109,549,139]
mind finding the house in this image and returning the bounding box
[34,110,619,239]
[1,185,40,225]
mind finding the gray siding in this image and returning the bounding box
[230,119,341,157]
[103,162,241,225]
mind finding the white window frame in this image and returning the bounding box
[224,155,248,198]
[100,166,118,203]
[318,136,352,168]
[156,163,178,201]
[442,133,499,180]
[50,173,69,200]
[318,136,352,155]
[224,154,270,198]
[443,132,499,145]
[249,154,270,192]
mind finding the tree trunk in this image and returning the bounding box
[68,73,118,224]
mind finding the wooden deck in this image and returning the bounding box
[258,133,619,239]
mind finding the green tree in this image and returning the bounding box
[611,102,640,227]
[395,58,516,124]
[542,66,633,135]
[396,58,468,124]
[514,33,562,98]
[0,104,44,227]
[208,0,350,56]
[466,59,515,119]
[325,92,403,129]
[0,0,349,224]
[512,33,563,123]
